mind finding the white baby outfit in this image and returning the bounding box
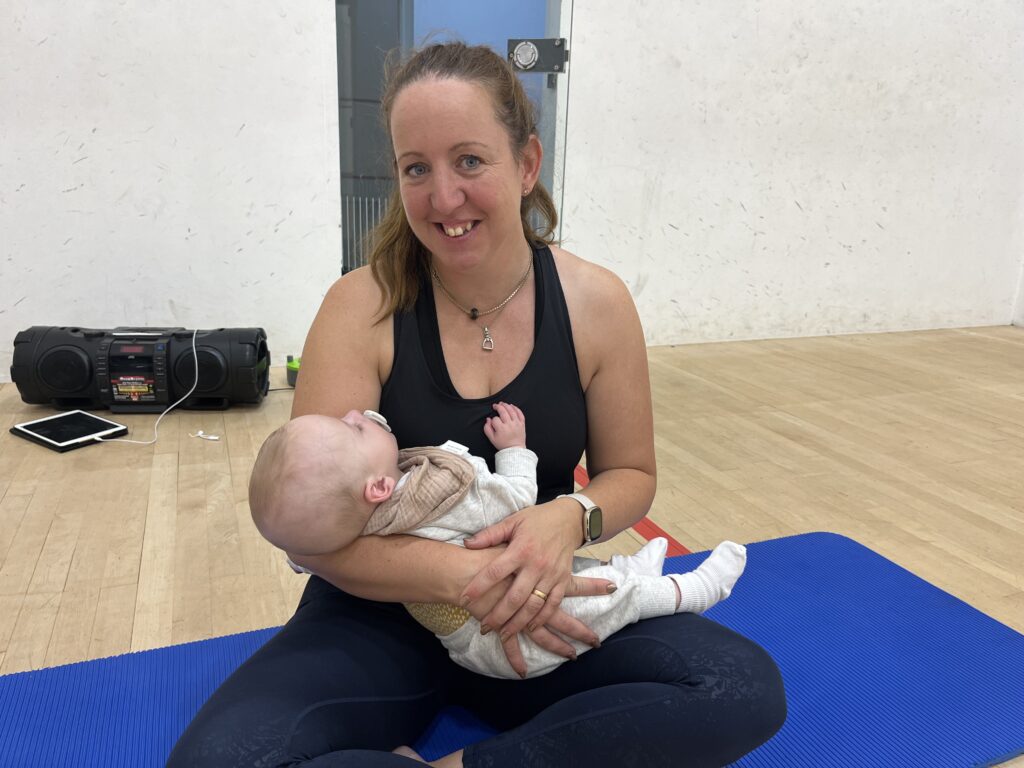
[388,441,681,679]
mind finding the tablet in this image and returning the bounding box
[10,410,129,452]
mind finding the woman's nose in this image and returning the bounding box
[430,169,466,214]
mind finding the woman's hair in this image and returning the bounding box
[367,41,559,316]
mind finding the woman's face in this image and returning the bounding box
[390,77,540,271]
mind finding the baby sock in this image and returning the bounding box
[668,541,747,614]
[609,537,668,577]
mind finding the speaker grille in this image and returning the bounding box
[174,348,227,394]
[37,346,92,393]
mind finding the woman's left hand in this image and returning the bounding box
[461,497,594,643]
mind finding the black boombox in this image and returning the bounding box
[11,326,270,412]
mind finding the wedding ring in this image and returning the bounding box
[531,588,549,601]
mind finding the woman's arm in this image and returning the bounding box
[559,248,658,538]
[462,248,657,639]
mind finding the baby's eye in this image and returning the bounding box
[459,155,482,170]
[404,162,427,178]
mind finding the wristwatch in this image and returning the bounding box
[558,492,603,545]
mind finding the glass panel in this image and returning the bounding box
[336,0,571,272]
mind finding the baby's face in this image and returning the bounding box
[336,409,399,469]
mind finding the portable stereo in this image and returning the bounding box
[10,326,270,412]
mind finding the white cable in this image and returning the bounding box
[97,329,216,445]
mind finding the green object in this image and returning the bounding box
[286,355,301,387]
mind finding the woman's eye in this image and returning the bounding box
[460,155,481,170]
[405,163,427,178]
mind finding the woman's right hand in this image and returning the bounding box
[458,546,610,678]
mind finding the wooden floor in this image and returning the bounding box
[2,325,1022,684]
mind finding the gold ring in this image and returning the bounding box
[531,588,549,601]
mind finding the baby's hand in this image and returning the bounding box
[484,402,526,450]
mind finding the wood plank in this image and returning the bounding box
[131,453,178,652]
[46,582,101,668]
[88,582,138,660]
[1,591,60,674]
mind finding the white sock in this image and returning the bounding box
[609,537,669,577]
[668,541,746,614]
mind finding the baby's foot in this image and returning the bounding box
[610,537,668,577]
[669,541,746,614]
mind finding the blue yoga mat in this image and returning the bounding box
[1,533,1022,767]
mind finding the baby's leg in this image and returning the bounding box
[567,541,746,635]
[668,541,746,614]
[445,542,745,679]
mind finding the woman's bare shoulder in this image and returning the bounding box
[291,266,393,418]
[549,244,643,387]
[320,265,386,317]
[550,244,637,320]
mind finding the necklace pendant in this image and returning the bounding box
[470,308,479,320]
[481,326,494,351]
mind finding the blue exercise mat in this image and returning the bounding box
[1,533,1021,766]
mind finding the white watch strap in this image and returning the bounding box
[559,492,596,511]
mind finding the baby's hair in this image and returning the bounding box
[248,417,365,555]
[248,423,288,532]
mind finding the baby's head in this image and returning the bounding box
[249,410,400,556]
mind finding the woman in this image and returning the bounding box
[168,42,785,767]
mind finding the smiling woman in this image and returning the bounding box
[390,77,538,283]
[167,41,785,768]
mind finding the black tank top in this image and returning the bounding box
[379,245,587,504]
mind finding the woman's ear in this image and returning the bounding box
[365,475,396,504]
[520,134,543,192]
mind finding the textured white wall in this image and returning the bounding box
[561,1,1024,344]
[0,2,340,383]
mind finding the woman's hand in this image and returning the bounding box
[458,542,612,678]
[459,498,616,672]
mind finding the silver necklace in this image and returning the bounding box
[432,260,533,351]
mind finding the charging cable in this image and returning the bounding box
[97,329,220,445]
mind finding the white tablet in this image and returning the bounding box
[10,410,128,452]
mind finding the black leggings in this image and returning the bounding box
[167,576,786,767]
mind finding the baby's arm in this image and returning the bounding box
[480,402,537,512]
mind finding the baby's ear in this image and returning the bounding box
[364,475,396,504]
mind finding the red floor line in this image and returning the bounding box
[574,465,691,556]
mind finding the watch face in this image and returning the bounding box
[588,507,603,541]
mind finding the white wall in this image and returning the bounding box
[0,2,341,382]
[561,1,1024,344]
[1014,263,1024,327]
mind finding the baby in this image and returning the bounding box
[249,403,746,679]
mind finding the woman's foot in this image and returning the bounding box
[393,745,426,762]
[393,745,465,767]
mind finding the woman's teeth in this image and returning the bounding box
[443,222,474,237]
